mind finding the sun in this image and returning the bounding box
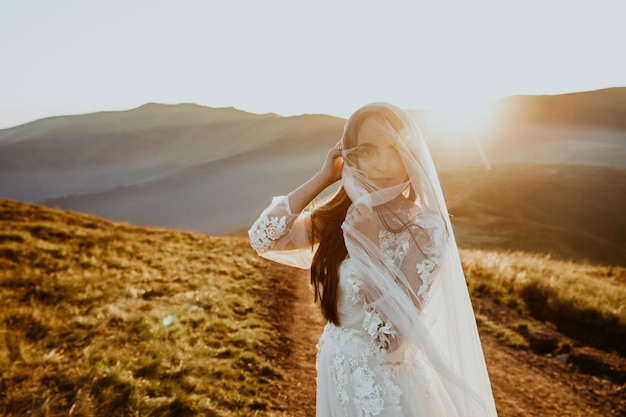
[422,97,496,169]
[425,98,494,135]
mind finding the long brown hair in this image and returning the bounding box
[310,186,352,325]
[310,105,411,325]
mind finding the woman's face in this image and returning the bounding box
[353,118,407,189]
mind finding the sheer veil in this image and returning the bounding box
[340,103,498,416]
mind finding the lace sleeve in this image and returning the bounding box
[248,195,316,269]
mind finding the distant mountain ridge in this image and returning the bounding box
[1,88,625,265]
[0,104,344,201]
[0,103,278,145]
[490,87,626,129]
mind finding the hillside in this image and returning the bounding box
[37,114,344,235]
[0,89,624,232]
[0,103,344,202]
[490,87,626,130]
[1,200,625,416]
[37,161,626,266]
[440,163,626,266]
[0,199,290,416]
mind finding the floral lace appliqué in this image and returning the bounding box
[353,367,385,415]
[320,323,403,417]
[332,349,350,405]
[362,309,396,350]
[379,229,411,269]
[249,215,288,253]
[415,218,445,303]
[346,268,366,307]
[416,258,437,302]
[380,216,446,305]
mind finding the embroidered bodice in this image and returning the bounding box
[317,258,403,416]
[248,195,448,416]
[378,214,445,304]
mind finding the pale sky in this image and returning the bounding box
[1,0,625,128]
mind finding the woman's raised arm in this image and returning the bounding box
[287,145,343,213]
[247,144,343,269]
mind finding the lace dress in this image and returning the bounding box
[249,196,448,417]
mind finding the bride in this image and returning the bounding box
[248,103,498,416]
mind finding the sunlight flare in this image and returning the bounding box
[424,98,495,169]
[426,98,494,134]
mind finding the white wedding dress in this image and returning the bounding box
[315,257,450,417]
[249,103,498,417]
[249,196,451,416]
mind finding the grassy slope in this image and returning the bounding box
[0,200,285,417]
[1,199,625,415]
[441,163,626,267]
[462,249,626,358]
[462,248,626,414]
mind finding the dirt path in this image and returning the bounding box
[483,335,621,416]
[269,265,625,416]
[265,265,322,417]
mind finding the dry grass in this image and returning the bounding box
[2,198,625,416]
[474,313,530,350]
[0,199,283,416]
[462,248,626,355]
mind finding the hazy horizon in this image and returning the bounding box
[1,0,626,129]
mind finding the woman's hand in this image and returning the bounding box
[287,142,344,214]
[317,141,344,186]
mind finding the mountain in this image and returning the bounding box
[39,115,344,235]
[413,88,626,171]
[0,103,344,202]
[0,89,625,264]
[2,89,624,203]
[490,87,626,129]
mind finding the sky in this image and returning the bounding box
[1,0,625,128]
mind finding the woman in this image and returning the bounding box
[248,103,498,416]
